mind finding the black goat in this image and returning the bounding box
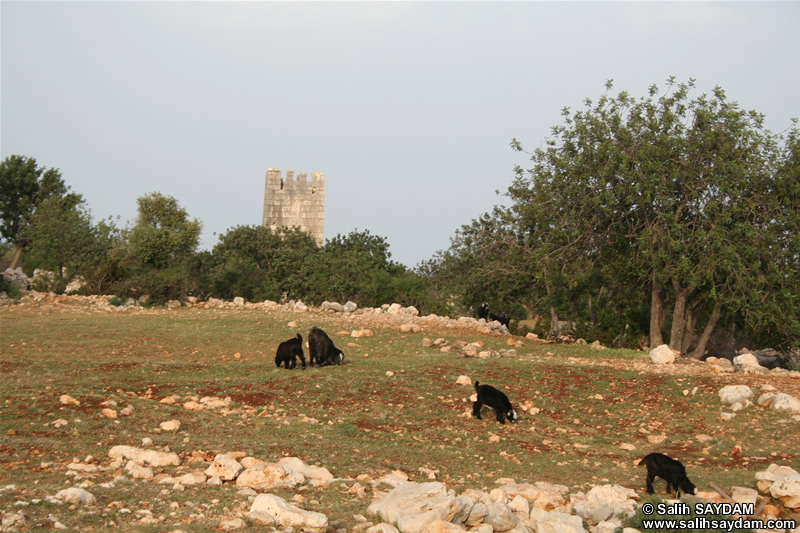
[488,311,510,328]
[308,327,345,367]
[477,303,490,320]
[275,333,305,369]
[638,452,697,497]
[472,381,517,424]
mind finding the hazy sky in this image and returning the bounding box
[2,2,798,268]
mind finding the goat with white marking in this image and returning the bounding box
[473,381,517,424]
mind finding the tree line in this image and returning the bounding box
[423,79,799,355]
[2,78,797,355]
[0,158,445,314]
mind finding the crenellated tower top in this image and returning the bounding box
[262,168,325,246]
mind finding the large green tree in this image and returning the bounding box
[127,192,201,270]
[0,155,81,269]
[208,225,318,301]
[511,78,799,354]
[22,197,100,285]
[117,192,202,303]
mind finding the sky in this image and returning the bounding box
[2,1,799,269]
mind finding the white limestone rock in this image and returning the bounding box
[108,445,180,467]
[249,494,328,533]
[530,509,587,533]
[366,524,400,533]
[756,465,800,509]
[160,419,181,431]
[490,482,569,512]
[235,462,305,491]
[54,487,96,505]
[484,501,517,532]
[769,393,800,413]
[649,344,676,364]
[278,457,333,484]
[718,385,754,405]
[205,453,243,481]
[572,485,637,525]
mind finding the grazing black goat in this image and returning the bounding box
[275,333,305,369]
[488,311,510,328]
[308,327,345,366]
[639,452,697,497]
[472,381,517,424]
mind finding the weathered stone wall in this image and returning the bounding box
[262,168,325,246]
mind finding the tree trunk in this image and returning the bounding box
[567,299,575,332]
[649,279,666,348]
[550,305,560,337]
[525,306,536,321]
[9,244,23,270]
[680,298,701,354]
[668,279,697,353]
[690,301,722,359]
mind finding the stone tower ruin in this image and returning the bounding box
[262,168,325,246]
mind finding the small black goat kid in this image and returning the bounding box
[488,311,510,328]
[308,327,345,367]
[275,333,305,369]
[638,452,697,497]
[472,381,517,424]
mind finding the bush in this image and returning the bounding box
[0,277,22,300]
[114,267,192,305]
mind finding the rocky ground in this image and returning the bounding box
[1,292,799,533]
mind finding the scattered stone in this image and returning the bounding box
[236,462,305,491]
[756,464,800,509]
[649,344,676,364]
[530,509,587,533]
[160,420,181,431]
[719,385,754,405]
[767,393,800,413]
[220,517,247,531]
[278,457,334,484]
[572,484,637,525]
[205,453,243,481]
[125,460,154,480]
[1,512,25,530]
[484,501,516,531]
[108,445,180,466]
[54,487,96,505]
[249,494,328,533]
[60,394,80,406]
[176,471,207,486]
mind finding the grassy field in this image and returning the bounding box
[1,303,798,532]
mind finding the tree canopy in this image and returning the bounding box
[127,192,202,270]
[428,78,798,353]
[0,155,82,269]
[508,78,799,353]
